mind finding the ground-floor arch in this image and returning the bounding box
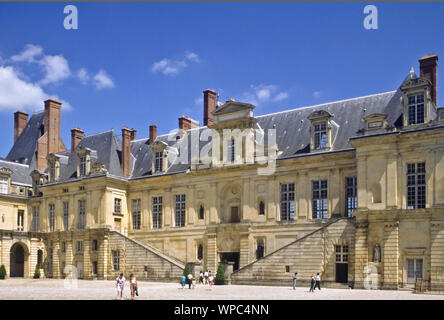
[10,242,29,277]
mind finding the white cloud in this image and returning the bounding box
[151,52,200,76]
[93,69,115,90]
[38,54,71,85]
[313,91,321,98]
[0,65,71,112]
[10,44,43,63]
[194,97,203,105]
[77,68,90,84]
[241,84,289,106]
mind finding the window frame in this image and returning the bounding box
[407,94,425,125]
[152,196,163,229]
[112,250,120,271]
[174,194,186,227]
[345,177,357,217]
[132,199,141,230]
[48,203,55,232]
[407,162,426,209]
[314,122,327,150]
[312,180,328,219]
[280,183,295,221]
[78,199,86,229]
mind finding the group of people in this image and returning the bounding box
[292,272,322,292]
[116,273,139,300]
[181,270,215,289]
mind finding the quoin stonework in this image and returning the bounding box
[0,54,443,292]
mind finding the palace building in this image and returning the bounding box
[0,53,443,292]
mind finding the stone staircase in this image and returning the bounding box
[231,218,355,287]
[109,231,185,281]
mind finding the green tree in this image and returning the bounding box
[215,263,225,285]
[0,265,6,279]
[33,264,41,279]
[183,263,191,276]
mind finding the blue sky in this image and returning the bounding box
[0,2,443,157]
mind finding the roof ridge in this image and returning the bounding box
[255,90,397,118]
[84,129,114,138]
[0,159,30,167]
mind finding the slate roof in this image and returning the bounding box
[6,111,44,166]
[0,159,32,186]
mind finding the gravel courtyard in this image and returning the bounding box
[0,279,443,300]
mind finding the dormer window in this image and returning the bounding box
[408,94,425,125]
[308,110,333,152]
[314,123,327,150]
[79,156,86,176]
[155,152,163,172]
[76,147,92,177]
[0,176,8,194]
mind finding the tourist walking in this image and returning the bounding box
[116,273,126,300]
[129,274,138,300]
[204,270,209,285]
[187,273,193,289]
[181,275,186,288]
[315,273,321,290]
[208,272,214,287]
[199,271,204,284]
[309,274,315,292]
[292,272,298,290]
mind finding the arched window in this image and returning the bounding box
[199,205,204,220]
[197,244,203,260]
[259,201,265,215]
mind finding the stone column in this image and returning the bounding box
[430,222,444,292]
[354,220,369,289]
[82,231,91,279]
[382,221,399,290]
[100,232,109,280]
[239,231,250,267]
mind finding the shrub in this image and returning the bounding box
[0,265,6,279]
[33,264,41,279]
[215,263,225,285]
[183,263,191,277]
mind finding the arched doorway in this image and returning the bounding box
[10,242,28,277]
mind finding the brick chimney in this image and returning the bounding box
[179,115,199,131]
[121,127,132,177]
[14,110,28,143]
[419,54,438,106]
[149,124,157,143]
[203,89,217,126]
[130,128,137,141]
[71,127,84,151]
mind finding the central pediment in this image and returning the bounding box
[212,100,255,125]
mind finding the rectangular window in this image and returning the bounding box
[407,162,426,209]
[92,261,98,275]
[63,202,69,231]
[314,123,327,149]
[0,176,8,194]
[132,199,141,230]
[114,198,121,214]
[79,156,86,176]
[312,180,328,219]
[335,245,349,263]
[155,152,163,172]
[76,241,83,252]
[78,200,86,229]
[152,196,163,229]
[61,242,66,253]
[345,177,357,217]
[32,207,39,232]
[175,194,186,227]
[227,138,235,162]
[280,183,295,221]
[112,250,120,271]
[49,162,56,182]
[408,94,425,125]
[92,239,98,251]
[17,209,24,231]
[49,203,55,232]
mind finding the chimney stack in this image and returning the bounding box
[179,115,199,131]
[130,128,137,141]
[14,110,28,143]
[149,124,157,143]
[203,89,217,126]
[71,127,84,151]
[419,54,438,106]
[121,127,132,177]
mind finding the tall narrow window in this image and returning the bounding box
[17,209,24,231]
[259,201,265,215]
[32,207,39,232]
[175,194,186,227]
[199,205,205,220]
[197,244,203,260]
[49,203,55,232]
[256,239,265,259]
[79,156,86,176]
[132,199,141,230]
[407,162,426,209]
[63,202,69,231]
[155,152,163,172]
[312,180,328,219]
[76,241,83,252]
[408,94,425,125]
[345,177,357,217]
[227,138,235,162]
[49,162,56,182]
[314,123,327,149]
[114,198,121,214]
[112,250,120,271]
[152,196,162,229]
[78,200,86,229]
[0,176,8,194]
[280,183,295,221]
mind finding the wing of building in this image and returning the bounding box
[1,54,443,292]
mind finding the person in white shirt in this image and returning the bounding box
[115,273,125,300]
[204,270,209,285]
[187,273,193,289]
[315,273,321,290]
